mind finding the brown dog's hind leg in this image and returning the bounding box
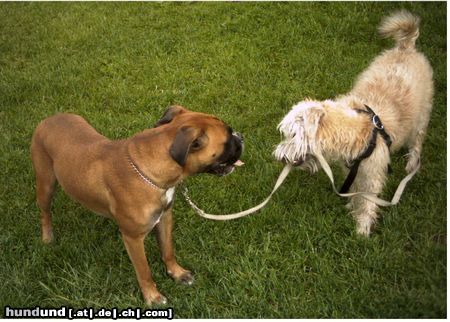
[31,142,57,243]
[121,232,167,306]
[156,208,194,285]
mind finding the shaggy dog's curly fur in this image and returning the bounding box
[274,10,434,236]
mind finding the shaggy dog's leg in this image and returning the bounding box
[350,146,390,236]
[406,105,431,173]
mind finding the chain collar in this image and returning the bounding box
[128,155,164,190]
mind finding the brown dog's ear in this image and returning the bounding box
[154,105,186,127]
[170,126,208,167]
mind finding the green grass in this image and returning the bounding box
[0,2,446,318]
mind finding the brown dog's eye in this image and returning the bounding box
[191,140,202,151]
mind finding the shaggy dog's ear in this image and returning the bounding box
[278,101,324,139]
[275,101,325,162]
[304,106,325,141]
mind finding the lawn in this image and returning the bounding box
[0,2,446,318]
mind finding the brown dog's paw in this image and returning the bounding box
[146,293,168,306]
[168,268,194,286]
[42,231,54,244]
[178,271,194,286]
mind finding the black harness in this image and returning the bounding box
[339,105,392,194]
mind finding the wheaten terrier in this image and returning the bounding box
[274,10,434,236]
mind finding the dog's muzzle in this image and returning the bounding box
[207,132,244,176]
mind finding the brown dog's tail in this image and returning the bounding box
[378,10,420,50]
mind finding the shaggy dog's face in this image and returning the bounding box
[273,101,325,172]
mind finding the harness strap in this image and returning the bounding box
[339,105,392,193]
[339,159,363,194]
[339,129,377,193]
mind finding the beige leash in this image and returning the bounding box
[183,153,421,220]
[313,150,421,206]
[182,164,292,220]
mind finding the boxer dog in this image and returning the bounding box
[31,105,243,305]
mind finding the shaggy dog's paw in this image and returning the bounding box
[356,218,374,237]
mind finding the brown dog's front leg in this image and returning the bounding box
[121,232,167,305]
[156,208,194,285]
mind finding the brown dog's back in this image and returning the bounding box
[31,113,116,215]
[32,113,108,158]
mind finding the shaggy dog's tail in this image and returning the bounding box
[378,10,420,50]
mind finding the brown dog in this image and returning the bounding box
[30,105,243,305]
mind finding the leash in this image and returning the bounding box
[182,164,292,220]
[315,104,420,205]
[183,151,420,220]
[183,104,419,220]
[314,150,420,206]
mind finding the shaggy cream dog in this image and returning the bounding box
[274,10,434,236]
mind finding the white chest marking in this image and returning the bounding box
[165,187,175,206]
[153,187,175,226]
